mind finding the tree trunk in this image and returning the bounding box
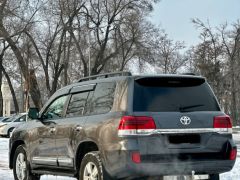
[29,69,42,109]
[230,62,238,125]
[0,53,4,116]
[68,29,88,77]
[0,64,19,113]
[63,36,72,86]
[0,27,43,109]
[0,67,3,116]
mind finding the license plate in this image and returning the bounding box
[163,175,209,180]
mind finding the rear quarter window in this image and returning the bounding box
[66,91,89,117]
[85,82,116,115]
[133,77,220,112]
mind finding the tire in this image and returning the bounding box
[209,174,220,180]
[13,145,40,180]
[79,151,111,180]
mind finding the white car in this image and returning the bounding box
[0,113,27,137]
[0,117,12,128]
[0,117,9,122]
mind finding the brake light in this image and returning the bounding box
[214,115,232,128]
[118,116,156,136]
[229,148,237,160]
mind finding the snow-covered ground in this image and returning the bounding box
[0,134,240,180]
[0,138,75,180]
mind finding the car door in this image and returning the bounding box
[55,84,95,168]
[31,95,68,167]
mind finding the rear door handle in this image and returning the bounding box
[75,126,83,132]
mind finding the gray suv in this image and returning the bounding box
[9,72,236,180]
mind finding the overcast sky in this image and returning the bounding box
[150,0,240,47]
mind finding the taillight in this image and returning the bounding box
[214,115,232,128]
[229,148,237,160]
[118,116,156,136]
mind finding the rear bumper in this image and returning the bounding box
[124,160,235,177]
[102,133,236,179]
[104,151,236,179]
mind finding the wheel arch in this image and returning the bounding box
[9,140,25,169]
[7,127,15,137]
[75,141,99,176]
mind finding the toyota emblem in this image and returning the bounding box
[180,116,191,125]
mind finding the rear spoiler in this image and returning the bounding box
[135,76,206,87]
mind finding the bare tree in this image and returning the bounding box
[192,19,224,100]
[152,32,186,73]
[0,0,43,109]
[1,0,161,109]
[57,0,159,76]
[0,40,19,113]
[219,22,240,124]
[190,19,240,125]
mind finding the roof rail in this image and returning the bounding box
[180,73,196,76]
[77,71,132,82]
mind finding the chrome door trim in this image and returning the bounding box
[152,128,232,134]
[32,157,57,165]
[58,157,73,167]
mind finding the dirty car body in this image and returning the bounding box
[9,73,236,180]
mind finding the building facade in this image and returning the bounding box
[1,81,12,116]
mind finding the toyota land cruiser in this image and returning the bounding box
[9,72,237,180]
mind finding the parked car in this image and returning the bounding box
[0,116,9,121]
[0,113,27,137]
[0,116,12,128]
[9,72,236,180]
[0,116,10,123]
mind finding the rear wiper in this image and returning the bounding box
[179,104,204,112]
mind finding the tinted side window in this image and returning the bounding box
[14,115,26,122]
[43,95,68,120]
[85,82,116,115]
[66,92,89,117]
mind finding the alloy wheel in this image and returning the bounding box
[15,153,27,180]
[83,162,99,180]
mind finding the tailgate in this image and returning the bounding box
[131,76,233,161]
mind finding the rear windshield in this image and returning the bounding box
[133,77,220,112]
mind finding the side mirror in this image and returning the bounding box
[28,107,39,120]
